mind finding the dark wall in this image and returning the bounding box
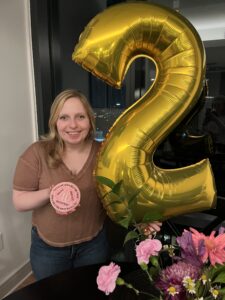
[30,0,106,134]
[58,0,106,96]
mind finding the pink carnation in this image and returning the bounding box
[96,262,121,295]
[136,238,162,264]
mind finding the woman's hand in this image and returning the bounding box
[136,221,162,237]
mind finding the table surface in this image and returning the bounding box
[3,264,108,300]
[3,263,150,300]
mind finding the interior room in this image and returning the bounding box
[1,0,225,299]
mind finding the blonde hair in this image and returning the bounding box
[41,89,96,168]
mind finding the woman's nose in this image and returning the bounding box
[69,118,77,127]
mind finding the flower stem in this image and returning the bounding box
[124,282,140,295]
[145,268,153,282]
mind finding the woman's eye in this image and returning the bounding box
[78,115,85,119]
[59,115,67,120]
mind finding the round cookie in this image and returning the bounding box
[50,182,80,215]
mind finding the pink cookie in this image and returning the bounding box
[50,182,80,215]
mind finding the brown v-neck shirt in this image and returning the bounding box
[13,140,106,247]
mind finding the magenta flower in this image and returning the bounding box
[156,261,200,300]
[176,229,204,267]
[96,262,121,295]
[136,238,162,265]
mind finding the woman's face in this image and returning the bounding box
[56,97,91,147]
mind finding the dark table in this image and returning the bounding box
[3,264,107,300]
[2,263,152,300]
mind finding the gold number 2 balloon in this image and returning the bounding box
[73,2,216,226]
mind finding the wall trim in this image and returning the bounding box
[25,0,38,141]
[0,261,32,299]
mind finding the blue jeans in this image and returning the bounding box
[30,226,110,280]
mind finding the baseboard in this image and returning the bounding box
[0,261,32,300]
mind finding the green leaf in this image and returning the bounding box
[128,189,141,206]
[142,211,162,222]
[210,265,225,281]
[123,230,139,245]
[195,279,204,296]
[117,214,132,229]
[213,272,225,284]
[111,180,123,195]
[219,287,225,295]
[96,176,115,189]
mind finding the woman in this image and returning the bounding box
[13,89,161,280]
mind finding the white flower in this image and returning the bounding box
[210,287,219,299]
[167,286,179,296]
[183,276,196,294]
[200,274,207,285]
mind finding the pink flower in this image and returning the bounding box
[136,238,162,265]
[190,227,225,266]
[96,262,121,295]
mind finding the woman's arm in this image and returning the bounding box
[13,188,51,212]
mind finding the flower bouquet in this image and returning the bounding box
[96,176,225,299]
[97,226,225,299]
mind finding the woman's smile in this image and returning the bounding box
[57,97,91,146]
